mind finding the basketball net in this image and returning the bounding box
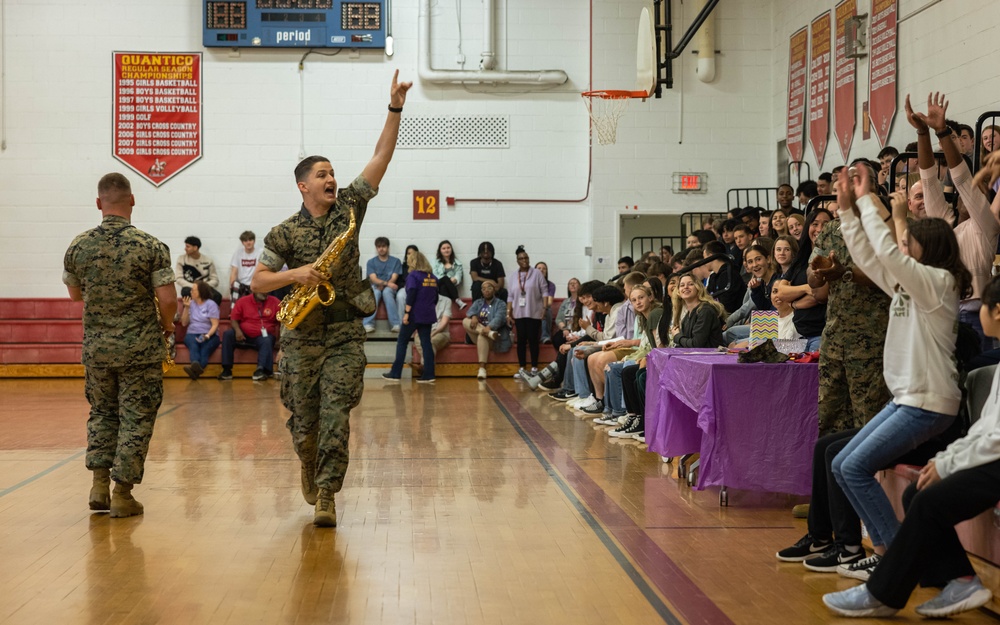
[581,90,648,146]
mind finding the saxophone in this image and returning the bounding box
[277,207,357,330]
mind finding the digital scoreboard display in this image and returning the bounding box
[203,0,386,48]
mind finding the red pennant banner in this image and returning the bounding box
[786,27,809,163]
[868,0,897,149]
[809,11,832,168]
[113,52,203,187]
[834,0,857,162]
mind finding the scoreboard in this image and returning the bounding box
[204,0,387,48]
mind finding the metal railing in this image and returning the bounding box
[630,236,686,263]
[727,188,778,212]
[974,111,1000,172]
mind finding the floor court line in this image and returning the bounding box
[489,383,737,625]
[0,403,182,500]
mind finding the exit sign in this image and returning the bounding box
[672,172,707,193]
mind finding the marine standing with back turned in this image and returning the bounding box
[251,70,412,527]
[63,173,177,517]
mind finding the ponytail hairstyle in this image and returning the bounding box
[906,218,973,299]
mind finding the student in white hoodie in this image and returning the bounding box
[823,275,1000,619]
[828,164,972,583]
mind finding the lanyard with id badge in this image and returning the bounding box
[518,270,528,308]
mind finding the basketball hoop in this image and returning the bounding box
[581,90,649,145]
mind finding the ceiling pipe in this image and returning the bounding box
[418,0,567,86]
[480,0,496,70]
[694,0,716,83]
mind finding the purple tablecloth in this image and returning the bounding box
[646,348,819,496]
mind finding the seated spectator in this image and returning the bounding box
[723,243,773,345]
[659,245,673,265]
[394,244,420,326]
[774,231,826,351]
[796,180,818,211]
[822,276,1000,620]
[609,256,634,283]
[218,291,279,381]
[568,284,628,411]
[685,233,701,249]
[696,229,718,246]
[721,219,738,251]
[758,210,771,238]
[739,207,761,235]
[731,223,754,271]
[535,262,557,343]
[957,122,975,159]
[180,280,220,380]
[787,212,805,239]
[469,241,507,301]
[669,274,726,348]
[770,209,790,237]
[877,146,899,192]
[551,278,581,351]
[817,172,833,196]
[702,241,747,314]
[425,295,453,355]
[777,183,796,213]
[175,236,219,299]
[545,280,602,396]
[463,280,511,380]
[385,250,439,383]
[981,124,1000,169]
[507,246,551,378]
[433,240,465,310]
[362,236,402,333]
[228,230,260,301]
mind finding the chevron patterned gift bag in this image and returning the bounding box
[749,310,779,348]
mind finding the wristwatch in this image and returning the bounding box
[842,269,854,283]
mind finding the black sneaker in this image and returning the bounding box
[549,390,577,402]
[776,534,831,562]
[539,380,560,391]
[837,553,881,581]
[217,370,233,381]
[252,368,269,381]
[593,413,620,425]
[609,415,640,438]
[582,400,605,414]
[803,544,865,572]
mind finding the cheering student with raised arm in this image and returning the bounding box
[823,274,1000,619]
[821,162,970,591]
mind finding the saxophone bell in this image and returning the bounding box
[316,281,336,306]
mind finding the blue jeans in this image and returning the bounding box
[220,329,275,372]
[723,324,750,345]
[572,354,591,398]
[560,346,579,392]
[604,360,633,416]
[831,402,955,548]
[183,332,220,368]
[363,286,402,328]
[804,335,822,352]
[389,322,434,380]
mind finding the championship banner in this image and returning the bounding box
[809,12,832,168]
[786,27,809,163]
[868,0,897,148]
[834,0,857,161]
[113,52,203,187]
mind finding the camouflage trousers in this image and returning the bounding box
[818,350,891,436]
[279,320,367,493]
[84,363,163,484]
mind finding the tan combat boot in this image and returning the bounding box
[110,482,144,518]
[89,468,111,511]
[301,462,318,505]
[313,488,336,527]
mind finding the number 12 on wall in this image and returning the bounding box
[413,190,440,220]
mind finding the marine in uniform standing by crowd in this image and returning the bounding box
[63,173,176,517]
[251,70,412,527]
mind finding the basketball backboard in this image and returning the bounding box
[637,6,656,97]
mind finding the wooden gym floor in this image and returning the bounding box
[2,373,999,625]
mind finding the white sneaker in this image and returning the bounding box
[364,325,375,333]
[457,300,467,310]
[477,367,487,380]
[576,397,597,411]
[514,367,526,379]
[568,395,591,409]
[391,325,400,333]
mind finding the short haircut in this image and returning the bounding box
[733,224,752,236]
[577,279,604,297]
[239,230,255,242]
[703,241,727,256]
[623,271,647,288]
[831,165,845,175]
[294,155,331,182]
[722,219,739,232]
[778,183,794,192]
[905,141,918,152]
[591,284,626,306]
[945,119,962,135]
[374,236,390,247]
[795,180,818,197]
[647,261,668,277]
[618,256,634,267]
[878,146,899,159]
[696,229,717,245]
[818,172,833,183]
[185,236,202,248]
[97,172,131,199]
[959,124,975,137]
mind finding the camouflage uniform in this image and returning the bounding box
[812,219,892,435]
[259,175,377,493]
[63,216,174,484]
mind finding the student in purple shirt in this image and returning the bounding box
[179,280,220,379]
[506,246,550,378]
[384,250,439,383]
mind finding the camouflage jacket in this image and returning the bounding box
[260,175,376,335]
[812,218,890,360]
[63,216,174,366]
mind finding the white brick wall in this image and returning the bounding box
[4,0,997,298]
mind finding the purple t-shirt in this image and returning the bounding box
[404,270,440,325]
[508,267,549,320]
[187,298,220,335]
